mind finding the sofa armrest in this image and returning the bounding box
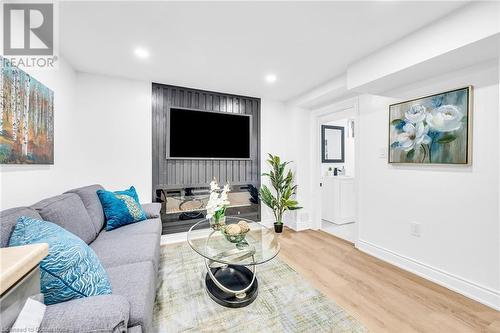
[40,295,130,333]
[141,203,161,219]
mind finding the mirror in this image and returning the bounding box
[321,125,345,163]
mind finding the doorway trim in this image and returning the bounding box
[309,97,361,246]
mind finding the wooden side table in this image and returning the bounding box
[0,244,48,330]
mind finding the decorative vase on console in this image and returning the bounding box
[206,179,230,230]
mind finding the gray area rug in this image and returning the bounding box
[153,241,367,332]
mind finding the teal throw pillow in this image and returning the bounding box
[8,216,112,305]
[97,186,147,231]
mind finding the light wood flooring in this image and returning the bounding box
[278,229,500,333]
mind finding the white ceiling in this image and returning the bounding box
[60,1,467,101]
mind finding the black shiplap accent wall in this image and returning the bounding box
[152,83,261,196]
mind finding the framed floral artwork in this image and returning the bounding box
[389,86,471,164]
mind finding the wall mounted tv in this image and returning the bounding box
[167,108,251,159]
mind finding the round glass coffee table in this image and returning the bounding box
[187,216,280,308]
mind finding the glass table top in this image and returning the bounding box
[187,216,280,266]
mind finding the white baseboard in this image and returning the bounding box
[357,239,500,311]
[261,218,311,231]
[258,219,274,228]
[282,221,309,231]
[321,220,355,243]
[161,232,188,245]
[278,221,309,231]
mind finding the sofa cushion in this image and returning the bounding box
[97,187,147,231]
[65,184,106,234]
[41,294,129,333]
[9,216,112,305]
[32,193,97,244]
[0,207,42,247]
[90,232,160,271]
[141,203,161,219]
[107,262,156,332]
[95,218,161,241]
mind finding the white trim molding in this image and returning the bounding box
[357,239,500,311]
[309,96,360,242]
[161,232,189,245]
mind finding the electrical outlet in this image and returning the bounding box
[410,222,421,237]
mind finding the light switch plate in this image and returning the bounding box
[379,147,387,159]
[410,222,421,237]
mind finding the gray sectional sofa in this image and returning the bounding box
[0,184,162,333]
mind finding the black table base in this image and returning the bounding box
[205,265,258,308]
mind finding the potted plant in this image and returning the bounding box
[260,154,302,233]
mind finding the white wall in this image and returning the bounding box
[260,100,292,224]
[356,60,500,309]
[70,73,152,202]
[286,104,312,230]
[260,99,286,223]
[259,101,312,229]
[1,58,78,209]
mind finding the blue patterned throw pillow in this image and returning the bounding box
[8,216,112,305]
[97,186,147,231]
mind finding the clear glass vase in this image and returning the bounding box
[210,215,226,230]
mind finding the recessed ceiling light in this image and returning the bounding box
[134,47,150,59]
[265,74,277,83]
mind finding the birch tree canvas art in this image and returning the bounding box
[0,56,54,164]
[389,87,471,164]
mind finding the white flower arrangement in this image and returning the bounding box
[205,179,230,221]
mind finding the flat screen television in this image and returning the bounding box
[167,108,251,159]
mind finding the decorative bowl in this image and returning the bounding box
[221,222,250,248]
[222,230,249,243]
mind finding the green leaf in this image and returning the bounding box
[284,200,299,207]
[437,134,457,144]
[259,185,276,209]
[391,119,404,127]
[406,149,415,160]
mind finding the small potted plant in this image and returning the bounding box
[260,154,302,233]
[206,179,230,230]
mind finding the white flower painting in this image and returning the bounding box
[389,87,471,164]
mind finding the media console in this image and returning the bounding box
[155,184,260,234]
